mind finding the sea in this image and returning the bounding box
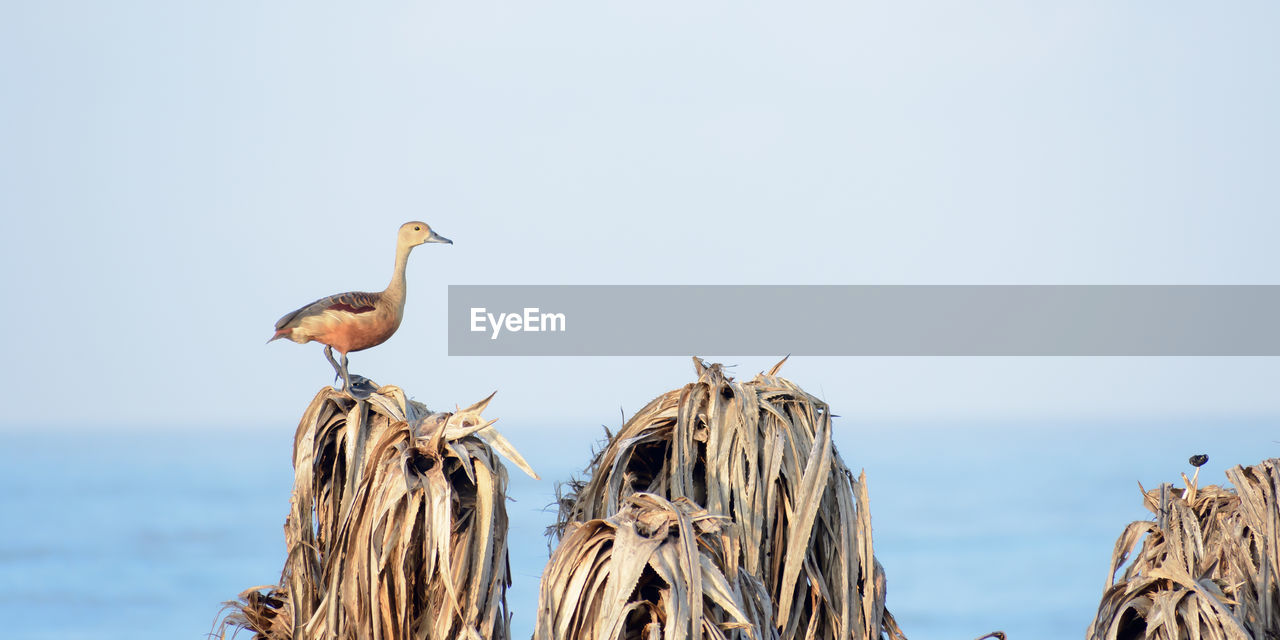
[1,418,1275,640]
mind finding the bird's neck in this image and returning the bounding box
[384,243,412,305]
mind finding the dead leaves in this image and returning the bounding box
[543,358,906,640]
[220,383,535,640]
[1089,459,1280,640]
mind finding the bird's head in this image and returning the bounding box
[399,221,452,248]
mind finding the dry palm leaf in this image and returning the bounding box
[536,493,776,640]
[552,357,905,640]
[219,382,536,640]
[1088,458,1280,640]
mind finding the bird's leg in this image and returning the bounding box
[339,352,353,392]
[340,353,375,398]
[324,346,344,387]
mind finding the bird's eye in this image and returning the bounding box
[414,226,421,231]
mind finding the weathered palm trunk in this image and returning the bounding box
[1089,458,1280,640]
[543,358,908,640]
[220,382,536,640]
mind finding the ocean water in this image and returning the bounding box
[1,419,1274,640]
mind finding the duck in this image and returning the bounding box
[270,221,451,394]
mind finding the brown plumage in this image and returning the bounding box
[270,221,451,392]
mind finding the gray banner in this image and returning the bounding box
[447,285,1280,356]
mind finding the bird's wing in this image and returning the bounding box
[274,291,381,331]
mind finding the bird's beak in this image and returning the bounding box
[425,231,452,245]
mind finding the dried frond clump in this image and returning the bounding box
[1089,459,1280,640]
[537,493,777,640]
[220,383,536,640]
[549,357,905,640]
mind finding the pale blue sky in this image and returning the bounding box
[4,4,1280,640]
[2,1,1279,432]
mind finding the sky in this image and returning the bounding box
[2,2,1280,639]
[3,2,1280,432]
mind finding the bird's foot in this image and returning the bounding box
[346,374,377,400]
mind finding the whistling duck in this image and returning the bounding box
[270,221,451,393]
